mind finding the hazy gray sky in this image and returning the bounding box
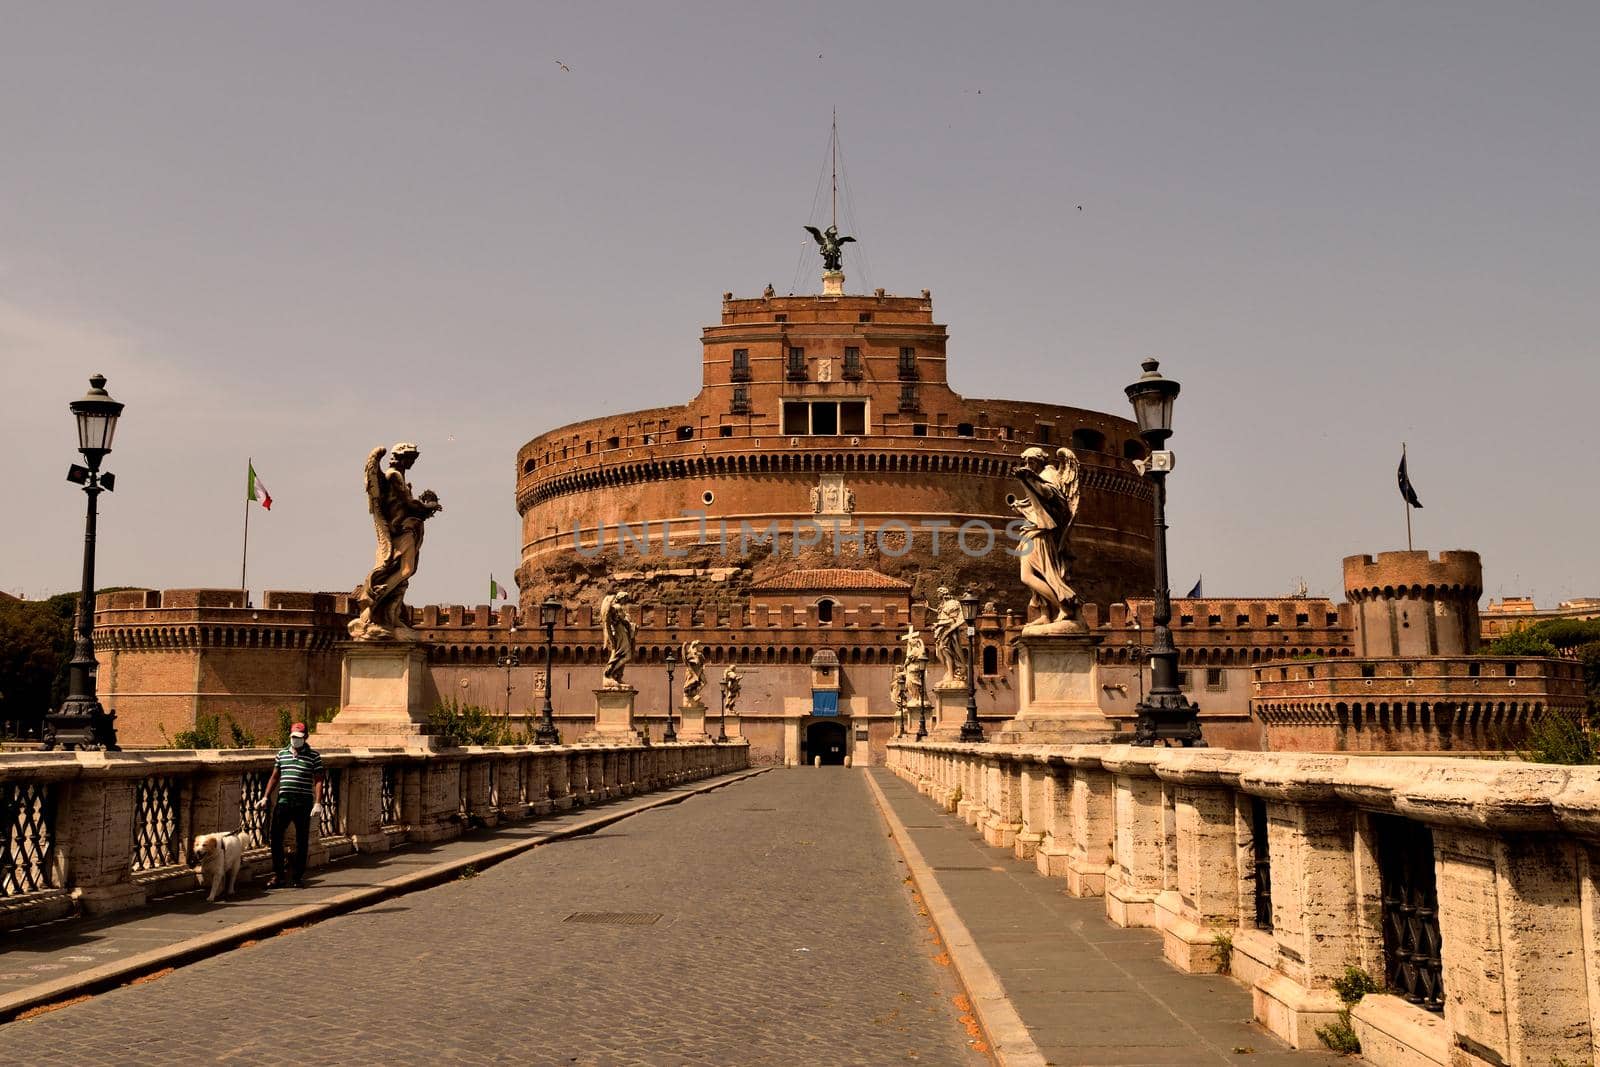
[4,2,1596,609]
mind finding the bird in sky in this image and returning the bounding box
[555,59,571,73]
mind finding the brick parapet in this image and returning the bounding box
[1342,550,1483,600]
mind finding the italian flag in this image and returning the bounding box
[247,462,272,511]
[489,575,509,601]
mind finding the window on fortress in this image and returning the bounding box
[1296,612,1309,626]
[522,459,535,474]
[783,403,808,436]
[1361,664,1376,678]
[1505,662,1518,677]
[677,425,694,440]
[957,422,974,437]
[1003,426,1014,440]
[1208,614,1222,625]
[1036,424,1052,444]
[1206,668,1225,689]
[858,312,873,323]
[1179,614,1194,626]
[1266,613,1280,626]
[841,401,865,435]
[774,313,787,322]
[585,441,592,454]
[1236,614,1249,626]
[1071,428,1106,452]
[811,402,838,435]
[781,400,866,436]
[719,425,734,438]
[643,433,656,445]
[817,599,835,623]
[1468,662,1480,678]
[606,436,619,449]
[1177,670,1191,689]
[1123,439,1146,461]
[912,423,927,437]
[731,349,750,381]
[983,645,999,676]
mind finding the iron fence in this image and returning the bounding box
[1,781,58,897]
[131,775,184,872]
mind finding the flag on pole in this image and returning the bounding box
[1185,576,1203,598]
[247,462,272,510]
[489,575,509,601]
[1397,449,1423,509]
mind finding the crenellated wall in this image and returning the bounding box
[1344,550,1484,657]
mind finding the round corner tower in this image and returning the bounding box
[1342,549,1484,657]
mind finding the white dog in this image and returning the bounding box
[192,831,245,902]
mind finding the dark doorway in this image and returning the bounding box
[804,720,848,765]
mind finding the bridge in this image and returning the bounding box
[1,739,1596,1065]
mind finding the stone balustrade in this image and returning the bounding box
[889,740,1600,1067]
[0,740,747,933]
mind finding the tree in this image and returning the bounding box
[0,593,76,737]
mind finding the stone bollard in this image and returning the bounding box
[813,755,821,767]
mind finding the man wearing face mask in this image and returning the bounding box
[256,722,325,888]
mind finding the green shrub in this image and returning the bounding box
[169,712,256,750]
[1211,931,1234,975]
[1520,712,1599,766]
[427,698,521,747]
[1488,629,1558,657]
[1316,966,1381,1054]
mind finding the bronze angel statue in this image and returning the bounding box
[804,224,855,272]
[1011,446,1082,632]
[681,639,708,706]
[348,443,444,641]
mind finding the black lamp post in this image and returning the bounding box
[915,695,928,741]
[663,646,678,742]
[45,374,124,751]
[958,590,984,742]
[1125,358,1204,747]
[533,597,562,745]
[496,625,520,721]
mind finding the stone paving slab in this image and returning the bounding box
[0,768,768,1021]
[868,767,1356,1066]
[0,768,986,1065]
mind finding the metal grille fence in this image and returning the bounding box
[319,768,342,837]
[1375,814,1445,1012]
[1,781,59,897]
[1251,797,1273,932]
[239,770,271,847]
[131,775,184,872]
[379,765,399,826]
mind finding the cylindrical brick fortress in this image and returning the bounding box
[1343,549,1484,657]
[514,289,1156,612]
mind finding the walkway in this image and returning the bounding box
[0,769,984,1066]
[869,767,1350,1066]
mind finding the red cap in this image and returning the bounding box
[290,722,308,737]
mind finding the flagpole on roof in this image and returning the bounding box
[241,457,252,604]
[1403,443,1413,551]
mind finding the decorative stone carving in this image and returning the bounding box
[1012,446,1083,634]
[811,474,853,517]
[599,589,636,688]
[721,664,742,714]
[928,586,968,686]
[349,444,443,642]
[681,639,707,706]
[899,625,928,709]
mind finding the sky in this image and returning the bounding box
[3,2,1596,609]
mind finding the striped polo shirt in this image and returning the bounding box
[274,745,324,801]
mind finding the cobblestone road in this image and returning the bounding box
[0,769,985,1066]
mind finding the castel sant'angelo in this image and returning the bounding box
[88,230,1586,763]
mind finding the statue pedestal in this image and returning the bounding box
[677,700,708,741]
[821,270,844,296]
[994,632,1122,745]
[319,642,433,747]
[929,681,972,740]
[583,686,641,744]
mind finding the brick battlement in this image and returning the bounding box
[1342,549,1483,598]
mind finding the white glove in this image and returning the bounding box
[310,803,323,818]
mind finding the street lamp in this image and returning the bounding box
[958,590,984,742]
[45,374,125,751]
[533,596,562,745]
[497,625,520,721]
[1124,358,1204,747]
[915,695,928,740]
[663,645,678,742]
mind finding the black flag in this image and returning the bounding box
[1397,450,1423,509]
